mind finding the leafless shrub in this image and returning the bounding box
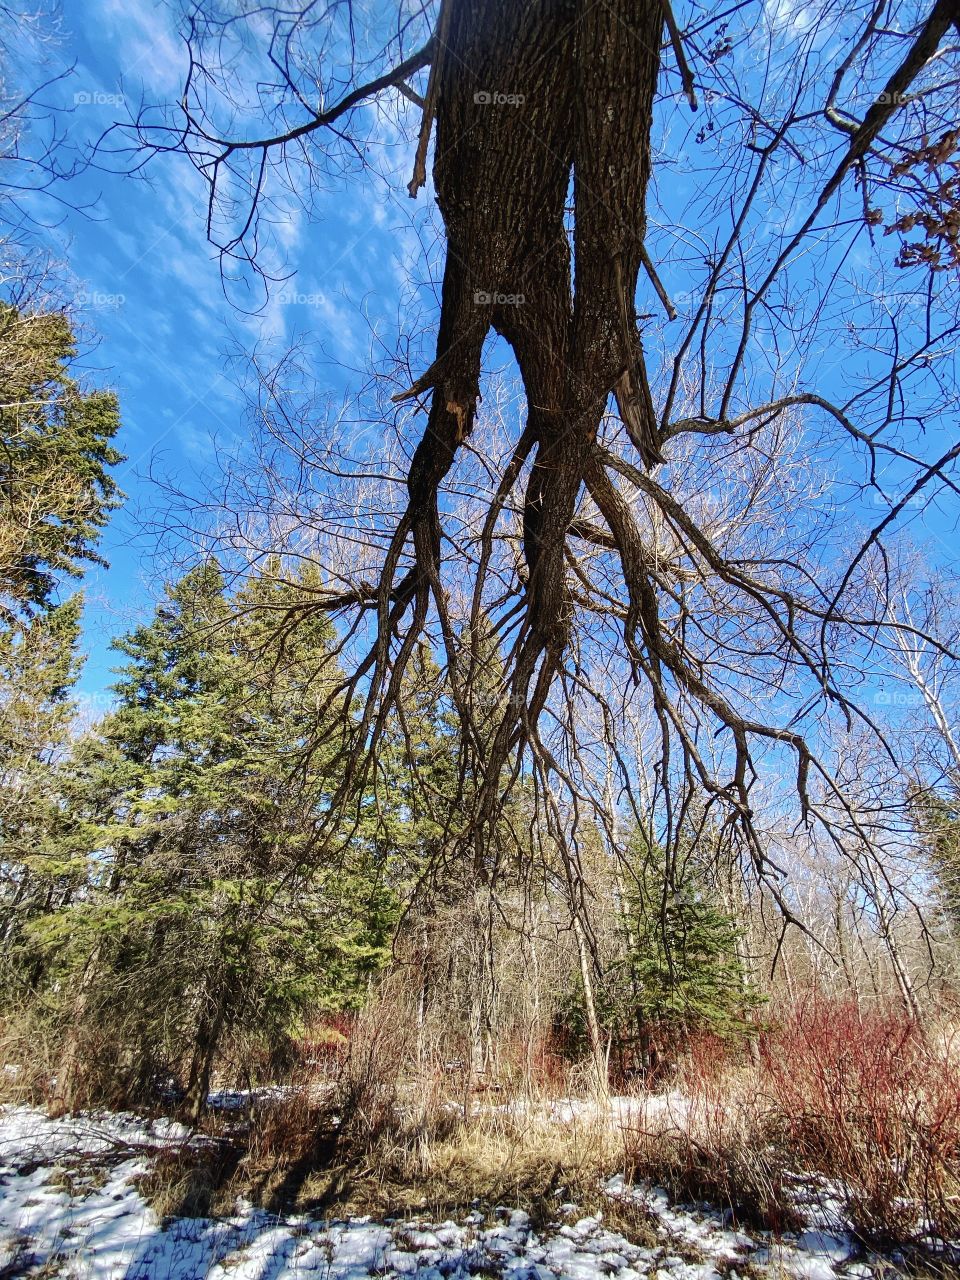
[622,1003,960,1251]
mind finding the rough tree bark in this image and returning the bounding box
[393,0,664,808]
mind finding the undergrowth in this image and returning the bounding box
[9,992,960,1265]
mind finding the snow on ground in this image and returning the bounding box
[483,1094,689,1127]
[0,1104,924,1279]
[206,1087,297,1113]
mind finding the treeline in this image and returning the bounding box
[0,543,759,1111]
[4,295,960,1122]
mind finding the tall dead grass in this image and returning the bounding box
[189,992,960,1254]
[18,967,960,1261]
[196,978,619,1220]
[0,1009,60,1105]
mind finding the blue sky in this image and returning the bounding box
[23,0,434,712]
[14,0,959,728]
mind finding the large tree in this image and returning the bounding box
[42,560,393,1115]
[0,594,85,992]
[122,2,960,908]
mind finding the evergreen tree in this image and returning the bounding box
[558,828,760,1076]
[0,303,123,621]
[0,595,86,988]
[912,784,960,938]
[0,299,123,1008]
[41,561,394,1114]
[374,640,462,891]
[617,831,760,1063]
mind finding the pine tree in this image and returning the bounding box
[0,595,86,990]
[556,827,761,1076]
[0,303,123,621]
[0,298,124,978]
[43,561,394,1114]
[617,831,761,1064]
[374,640,462,892]
[912,784,960,938]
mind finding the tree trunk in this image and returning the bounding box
[184,1002,227,1124]
[398,0,665,799]
[571,909,607,1095]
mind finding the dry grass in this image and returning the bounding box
[25,983,960,1268]
[137,997,960,1265]
[345,1109,623,1221]
[0,1011,59,1106]
[137,1138,245,1220]
[229,1100,649,1237]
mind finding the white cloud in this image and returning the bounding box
[93,0,185,96]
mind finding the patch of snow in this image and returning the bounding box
[206,1085,297,1112]
[0,1104,947,1280]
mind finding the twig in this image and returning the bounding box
[662,0,698,111]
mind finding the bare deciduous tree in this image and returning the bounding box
[121,2,960,945]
